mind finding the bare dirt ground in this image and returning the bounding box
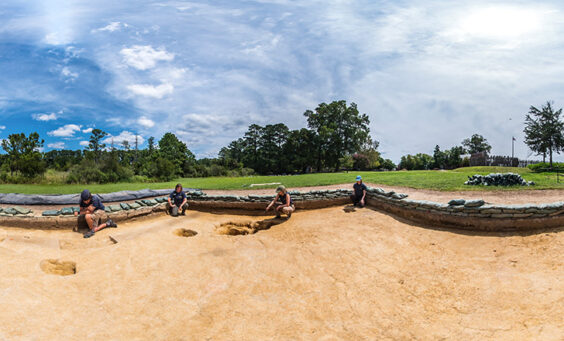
[0,206,562,340]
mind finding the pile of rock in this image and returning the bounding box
[465,173,535,186]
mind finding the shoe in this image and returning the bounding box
[83,230,95,238]
[181,211,186,216]
[106,219,117,228]
[275,213,281,218]
[287,212,292,219]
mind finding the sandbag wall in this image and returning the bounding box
[364,187,564,232]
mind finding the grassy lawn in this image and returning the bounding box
[0,167,563,194]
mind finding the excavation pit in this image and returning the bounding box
[40,259,76,276]
[216,218,283,235]
[174,228,198,237]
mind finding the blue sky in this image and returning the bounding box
[2,0,564,162]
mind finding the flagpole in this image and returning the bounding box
[512,136,515,160]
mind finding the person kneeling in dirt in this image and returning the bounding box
[350,175,367,207]
[167,183,189,217]
[266,185,295,218]
[75,189,117,238]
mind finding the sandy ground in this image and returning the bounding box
[0,206,562,340]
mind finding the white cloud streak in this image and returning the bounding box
[48,124,81,137]
[120,45,174,70]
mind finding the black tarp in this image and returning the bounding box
[0,188,197,205]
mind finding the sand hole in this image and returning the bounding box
[343,206,356,213]
[59,236,117,250]
[217,219,282,235]
[40,259,76,276]
[174,228,198,237]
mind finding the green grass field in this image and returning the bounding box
[0,167,563,194]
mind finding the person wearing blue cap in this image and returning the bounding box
[350,175,367,207]
[75,189,117,238]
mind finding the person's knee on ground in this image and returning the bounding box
[181,202,189,215]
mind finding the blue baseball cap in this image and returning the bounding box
[356,175,362,181]
[81,189,92,201]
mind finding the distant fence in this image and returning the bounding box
[470,152,541,168]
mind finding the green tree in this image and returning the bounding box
[148,136,155,154]
[242,124,263,171]
[432,145,445,169]
[399,153,433,170]
[462,134,492,154]
[158,132,195,176]
[88,129,107,161]
[524,101,564,167]
[304,100,370,171]
[1,132,45,177]
[282,128,317,173]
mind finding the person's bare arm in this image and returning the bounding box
[266,195,279,211]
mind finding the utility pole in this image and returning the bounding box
[512,136,515,159]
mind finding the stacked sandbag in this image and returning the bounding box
[465,173,535,186]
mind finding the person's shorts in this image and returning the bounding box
[77,209,107,228]
[166,202,189,216]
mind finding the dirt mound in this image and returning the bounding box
[174,228,198,237]
[40,259,76,276]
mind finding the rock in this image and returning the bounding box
[448,199,465,206]
[464,199,485,208]
[42,210,61,217]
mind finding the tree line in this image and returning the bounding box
[398,134,492,170]
[219,100,395,174]
[0,100,395,184]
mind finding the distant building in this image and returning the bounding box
[470,152,519,167]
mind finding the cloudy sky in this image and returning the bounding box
[1,0,564,162]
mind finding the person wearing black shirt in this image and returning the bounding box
[266,185,295,218]
[75,189,117,238]
[167,183,189,216]
[350,175,367,207]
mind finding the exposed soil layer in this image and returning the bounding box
[173,228,198,237]
[0,207,562,339]
[39,259,76,276]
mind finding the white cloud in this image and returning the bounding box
[47,142,65,149]
[79,141,89,147]
[0,125,5,130]
[33,112,58,121]
[82,127,93,133]
[120,45,174,70]
[92,22,126,33]
[47,124,82,137]
[102,131,145,148]
[61,66,78,80]
[127,83,174,98]
[138,116,155,128]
